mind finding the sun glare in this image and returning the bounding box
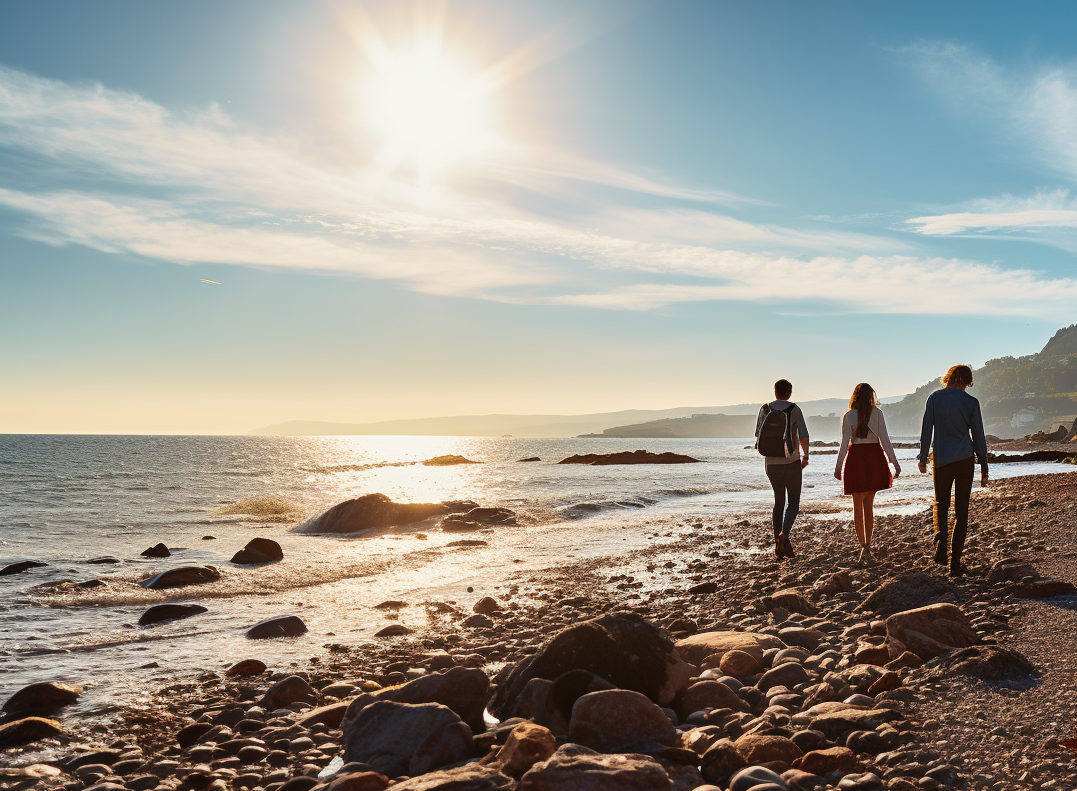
[362,39,496,185]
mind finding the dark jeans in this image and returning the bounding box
[933,455,975,562]
[766,461,802,537]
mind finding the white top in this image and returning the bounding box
[835,407,900,476]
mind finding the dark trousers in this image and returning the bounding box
[766,461,802,537]
[933,456,975,562]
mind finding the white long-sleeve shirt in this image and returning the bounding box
[835,407,900,476]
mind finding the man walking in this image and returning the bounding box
[756,379,810,559]
[917,364,989,576]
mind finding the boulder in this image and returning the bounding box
[733,733,803,765]
[758,661,811,692]
[245,615,307,639]
[473,597,501,614]
[321,773,390,791]
[0,717,64,747]
[262,675,317,709]
[767,589,817,616]
[777,627,825,650]
[719,650,761,678]
[140,543,170,558]
[793,747,855,774]
[495,722,557,777]
[809,707,900,738]
[986,560,1041,584]
[295,493,478,534]
[141,566,220,590]
[138,603,207,626]
[519,744,673,790]
[226,659,267,677]
[375,624,412,637]
[943,646,1037,682]
[884,603,977,659]
[674,681,749,719]
[86,556,120,564]
[700,739,747,784]
[489,613,692,719]
[391,765,512,791]
[853,642,889,666]
[409,719,473,775]
[2,682,80,716]
[1,560,48,575]
[676,631,785,666]
[862,571,955,617]
[814,572,853,597]
[1012,579,1077,598]
[422,455,480,466]
[515,678,569,736]
[728,766,786,791]
[568,689,677,752]
[782,768,827,791]
[342,701,466,777]
[549,669,616,721]
[231,538,283,565]
[296,700,351,728]
[343,666,489,733]
[866,671,901,696]
[558,450,701,465]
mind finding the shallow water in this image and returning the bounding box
[0,434,1070,721]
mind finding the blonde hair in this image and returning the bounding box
[942,365,974,388]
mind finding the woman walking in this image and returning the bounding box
[835,383,901,565]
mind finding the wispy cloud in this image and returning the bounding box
[2,65,1076,317]
[906,190,1077,236]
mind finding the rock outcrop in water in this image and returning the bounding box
[295,493,479,534]
[140,565,221,590]
[140,543,170,558]
[2,682,80,717]
[138,603,208,626]
[230,537,284,565]
[0,560,47,576]
[439,507,518,532]
[421,455,480,466]
[558,450,702,465]
[246,614,307,639]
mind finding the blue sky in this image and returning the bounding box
[1,0,1076,433]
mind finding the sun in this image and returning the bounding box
[362,38,496,185]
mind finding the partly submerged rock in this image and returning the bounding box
[226,659,267,677]
[558,450,701,465]
[230,537,284,565]
[489,612,692,720]
[246,615,307,639]
[422,455,481,466]
[375,624,412,637]
[517,457,541,462]
[0,560,47,576]
[3,682,80,716]
[294,493,478,534]
[141,565,220,590]
[440,507,518,532]
[140,543,170,558]
[0,717,64,747]
[138,603,208,626]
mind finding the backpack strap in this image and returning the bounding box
[783,403,797,455]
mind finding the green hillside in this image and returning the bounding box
[884,323,1077,437]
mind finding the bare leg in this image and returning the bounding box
[851,492,867,546]
[862,490,876,548]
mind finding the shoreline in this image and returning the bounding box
[3,471,1077,790]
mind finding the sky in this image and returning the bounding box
[1,0,1076,434]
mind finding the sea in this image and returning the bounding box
[1,434,1072,726]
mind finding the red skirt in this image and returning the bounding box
[843,442,893,494]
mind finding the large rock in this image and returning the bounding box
[140,543,170,558]
[0,560,48,575]
[262,675,318,709]
[0,717,64,747]
[766,589,818,616]
[226,659,267,677]
[342,701,467,777]
[409,719,473,775]
[343,666,490,733]
[734,733,802,765]
[490,613,692,719]
[986,560,1041,584]
[943,646,1037,682]
[758,661,811,692]
[3,682,80,716]
[674,680,749,719]
[862,571,955,617]
[558,450,700,465]
[809,707,900,738]
[700,739,747,784]
[495,722,557,777]
[246,615,307,639]
[138,603,207,626]
[793,746,855,774]
[391,765,512,791]
[519,744,672,790]
[728,766,787,791]
[1012,579,1077,598]
[675,631,786,666]
[231,538,283,565]
[568,689,676,752]
[141,566,220,590]
[295,494,477,534]
[884,603,977,659]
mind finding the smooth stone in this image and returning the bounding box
[231,538,284,565]
[729,765,788,791]
[246,615,307,639]
[0,717,65,747]
[227,659,267,677]
[141,565,220,590]
[568,689,676,752]
[0,560,47,575]
[138,603,208,626]
[141,543,170,558]
[342,701,466,777]
[262,676,318,709]
[3,682,80,716]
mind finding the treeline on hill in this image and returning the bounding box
[883,323,1077,437]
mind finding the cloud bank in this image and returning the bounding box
[2,65,1076,315]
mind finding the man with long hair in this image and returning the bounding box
[917,364,989,576]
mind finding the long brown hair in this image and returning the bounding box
[849,383,878,439]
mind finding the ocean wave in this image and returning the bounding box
[557,497,660,519]
[300,461,418,474]
[216,496,305,522]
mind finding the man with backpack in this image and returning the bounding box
[755,379,811,559]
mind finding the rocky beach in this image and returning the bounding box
[3,467,1075,791]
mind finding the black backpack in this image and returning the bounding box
[757,403,796,458]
